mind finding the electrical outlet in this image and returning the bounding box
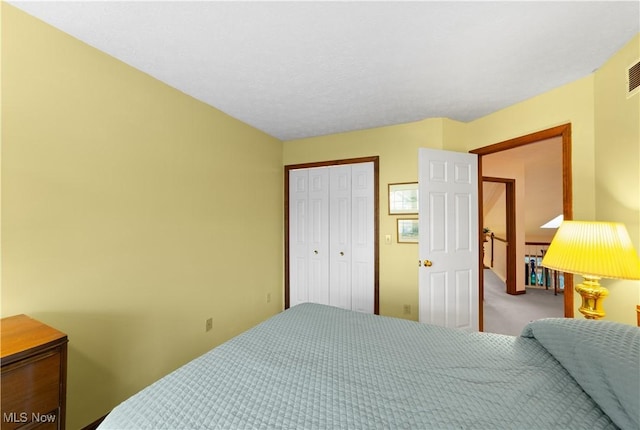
[403,305,411,315]
[205,317,213,332]
[266,293,272,303]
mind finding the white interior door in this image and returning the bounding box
[418,148,479,331]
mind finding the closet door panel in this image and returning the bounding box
[308,168,330,305]
[351,162,375,313]
[329,165,352,310]
[289,170,309,307]
[293,196,309,304]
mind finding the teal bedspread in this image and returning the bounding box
[99,303,636,429]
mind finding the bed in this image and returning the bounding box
[98,303,639,430]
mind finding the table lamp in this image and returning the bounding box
[541,221,640,319]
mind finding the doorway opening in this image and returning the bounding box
[482,177,516,295]
[471,124,574,331]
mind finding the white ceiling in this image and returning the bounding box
[9,1,640,141]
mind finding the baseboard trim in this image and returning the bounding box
[81,414,108,430]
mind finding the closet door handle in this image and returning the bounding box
[339,251,344,256]
[313,250,319,254]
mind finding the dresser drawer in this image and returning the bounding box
[1,350,61,430]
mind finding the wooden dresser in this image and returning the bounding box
[1,315,68,430]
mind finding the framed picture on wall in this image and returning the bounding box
[388,182,418,214]
[397,218,419,243]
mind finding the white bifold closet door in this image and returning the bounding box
[289,162,374,313]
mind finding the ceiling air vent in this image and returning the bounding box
[628,59,640,97]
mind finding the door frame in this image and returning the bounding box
[284,156,380,314]
[470,123,574,330]
[482,177,517,295]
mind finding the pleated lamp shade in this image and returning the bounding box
[541,221,640,280]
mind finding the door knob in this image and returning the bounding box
[423,260,433,267]
[340,251,344,256]
[314,250,318,254]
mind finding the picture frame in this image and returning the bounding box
[397,218,419,243]
[388,182,419,215]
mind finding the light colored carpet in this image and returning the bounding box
[483,268,564,336]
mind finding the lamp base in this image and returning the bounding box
[575,276,608,320]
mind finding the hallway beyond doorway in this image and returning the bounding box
[483,269,564,336]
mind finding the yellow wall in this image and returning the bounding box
[3,3,639,426]
[284,118,446,319]
[465,35,640,324]
[461,75,597,319]
[1,5,283,428]
[285,35,640,326]
[284,76,597,321]
[593,34,640,322]
[462,75,597,219]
